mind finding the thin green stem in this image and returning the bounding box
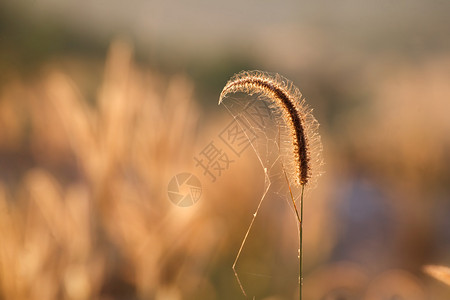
[282,168,304,300]
[299,184,304,300]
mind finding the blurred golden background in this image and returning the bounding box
[1,1,450,299]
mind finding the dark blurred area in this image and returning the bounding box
[1,1,450,299]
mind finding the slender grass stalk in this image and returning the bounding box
[299,184,304,300]
[283,169,304,300]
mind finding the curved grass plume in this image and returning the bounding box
[219,70,323,299]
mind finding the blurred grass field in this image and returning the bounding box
[1,1,450,299]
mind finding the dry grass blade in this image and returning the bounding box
[423,265,450,286]
[0,38,207,300]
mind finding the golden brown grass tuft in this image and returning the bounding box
[423,265,450,286]
[0,39,219,300]
[220,70,323,187]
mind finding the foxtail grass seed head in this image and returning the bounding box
[219,70,323,187]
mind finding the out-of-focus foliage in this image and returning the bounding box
[1,1,450,299]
